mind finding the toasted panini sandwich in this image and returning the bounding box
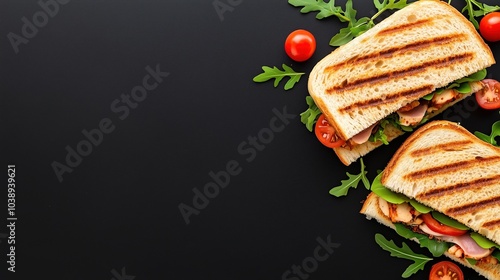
[307,0,495,166]
[360,120,500,280]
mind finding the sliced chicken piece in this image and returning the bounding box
[431,89,459,106]
[389,202,413,223]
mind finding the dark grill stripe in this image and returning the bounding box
[446,196,500,216]
[376,19,432,35]
[482,219,500,229]
[410,140,474,157]
[339,85,433,113]
[405,156,500,180]
[324,34,466,73]
[326,53,474,95]
[416,175,500,200]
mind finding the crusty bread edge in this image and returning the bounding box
[333,85,479,166]
[333,123,404,166]
[380,119,497,186]
[307,0,495,142]
[360,192,500,280]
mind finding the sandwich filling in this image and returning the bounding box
[371,172,500,266]
[303,70,488,150]
[352,80,485,148]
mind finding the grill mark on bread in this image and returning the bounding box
[405,156,500,179]
[324,34,466,73]
[482,219,500,229]
[340,85,433,112]
[410,140,474,157]
[416,174,500,200]
[446,195,500,216]
[376,19,432,35]
[326,53,474,95]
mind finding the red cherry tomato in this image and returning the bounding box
[429,261,464,280]
[284,29,316,62]
[480,12,500,42]
[314,114,345,148]
[475,79,500,110]
[420,213,468,236]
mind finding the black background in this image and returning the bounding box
[2,0,500,279]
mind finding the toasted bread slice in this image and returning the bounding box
[308,0,495,142]
[381,120,500,245]
[333,81,486,166]
[361,192,500,280]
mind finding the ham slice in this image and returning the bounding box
[441,234,492,259]
[397,103,428,126]
[419,224,492,259]
[351,123,377,145]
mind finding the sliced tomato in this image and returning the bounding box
[429,261,464,280]
[314,114,345,148]
[476,79,500,110]
[420,213,467,236]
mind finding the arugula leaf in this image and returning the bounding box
[329,0,373,46]
[329,158,369,197]
[452,69,487,85]
[394,224,449,257]
[330,26,357,46]
[375,233,433,278]
[253,64,305,90]
[493,250,500,262]
[445,69,487,90]
[330,0,409,46]
[474,120,500,146]
[369,124,389,145]
[460,0,500,29]
[372,0,408,25]
[288,0,349,20]
[300,96,322,132]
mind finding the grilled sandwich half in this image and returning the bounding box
[308,0,495,165]
[361,120,500,280]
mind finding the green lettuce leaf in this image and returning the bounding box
[431,212,469,231]
[370,172,407,204]
[394,223,449,257]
